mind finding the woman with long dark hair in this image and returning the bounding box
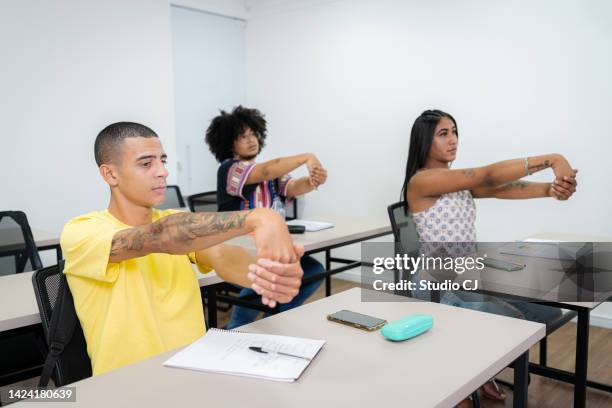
[402,110,577,212]
[401,109,578,403]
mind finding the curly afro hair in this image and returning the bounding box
[205,105,268,162]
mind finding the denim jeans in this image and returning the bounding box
[226,255,324,329]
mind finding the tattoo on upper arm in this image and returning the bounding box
[528,160,550,174]
[462,169,476,177]
[110,228,154,259]
[109,234,128,258]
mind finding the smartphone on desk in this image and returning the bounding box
[327,310,387,331]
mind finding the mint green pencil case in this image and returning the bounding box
[381,314,433,341]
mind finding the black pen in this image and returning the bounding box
[248,346,312,361]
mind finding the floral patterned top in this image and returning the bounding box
[410,190,477,256]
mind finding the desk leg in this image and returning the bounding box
[574,308,589,408]
[514,351,529,408]
[325,249,331,297]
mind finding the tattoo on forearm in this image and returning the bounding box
[109,211,251,258]
[499,181,530,191]
[528,160,550,174]
[462,169,475,177]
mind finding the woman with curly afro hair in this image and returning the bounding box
[205,105,328,329]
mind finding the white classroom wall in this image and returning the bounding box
[0,0,178,234]
[171,5,247,195]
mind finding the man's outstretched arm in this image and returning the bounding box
[109,209,296,264]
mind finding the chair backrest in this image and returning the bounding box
[386,202,422,297]
[387,201,421,256]
[187,191,218,212]
[156,185,186,210]
[32,262,92,386]
[0,211,43,275]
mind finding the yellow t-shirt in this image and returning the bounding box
[60,208,212,375]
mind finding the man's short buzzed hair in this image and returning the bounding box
[94,122,158,166]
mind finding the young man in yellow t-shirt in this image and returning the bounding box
[61,122,303,375]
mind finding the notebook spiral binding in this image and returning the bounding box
[208,327,245,335]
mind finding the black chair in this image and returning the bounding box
[0,211,43,275]
[187,191,217,212]
[386,202,420,296]
[387,201,578,376]
[156,185,186,210]
[32,262,92,386]
[0,211,46,387]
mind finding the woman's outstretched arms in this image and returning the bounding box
[471,172,577,200]
[409,154,575,198]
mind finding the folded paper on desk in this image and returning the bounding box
[163,328,325,382]
[286,219,334,232]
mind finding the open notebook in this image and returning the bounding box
[163,328,326,382]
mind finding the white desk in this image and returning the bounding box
[0,228,62,331]
[227,215,391,254]
[31,229,60,250]
[0,228,59,253]
[0,269,221,333]
[14,288,545,408]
